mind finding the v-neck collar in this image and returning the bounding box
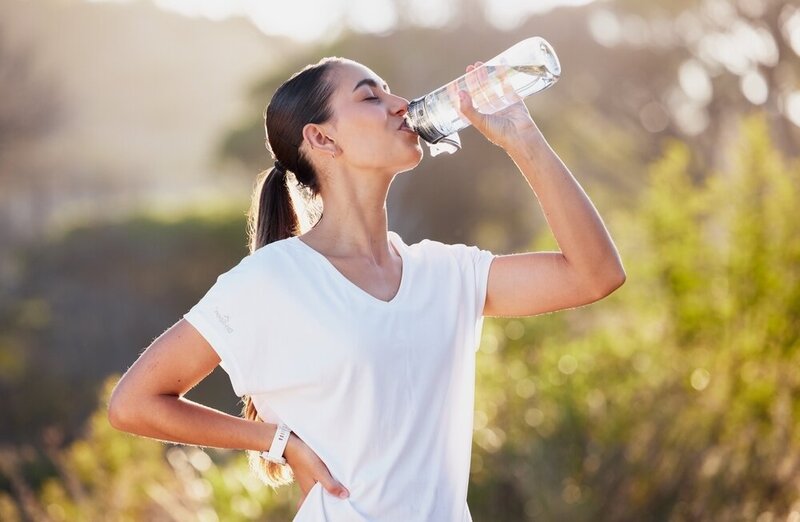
[291,230,409,306]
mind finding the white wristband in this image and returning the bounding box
[260,422,291,465]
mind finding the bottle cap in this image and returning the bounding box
[407,97,462,156]
[407,97,447,144]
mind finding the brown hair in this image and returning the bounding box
[242,56,342,488]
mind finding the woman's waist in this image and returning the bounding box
[293,477,470,522]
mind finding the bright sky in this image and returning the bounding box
[87,0,595,43]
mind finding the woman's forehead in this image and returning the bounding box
[333,62,389,94]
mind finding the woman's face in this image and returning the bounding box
[315,61,423,174]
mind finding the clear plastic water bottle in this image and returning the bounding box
[405,37,561,156]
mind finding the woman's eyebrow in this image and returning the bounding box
[353,78,390,94]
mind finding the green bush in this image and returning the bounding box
[1,113,798,521]
[470,113,800,521]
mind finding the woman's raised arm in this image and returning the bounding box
[458,62,626,318]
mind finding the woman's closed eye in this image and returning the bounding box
[364,96,380,102]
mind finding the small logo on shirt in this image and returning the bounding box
[214,308,234,334]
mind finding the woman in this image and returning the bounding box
[108,56,625,521]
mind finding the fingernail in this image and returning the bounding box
[339,490,349,499]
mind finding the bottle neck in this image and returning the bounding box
[407,97,447,144]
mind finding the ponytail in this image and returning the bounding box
[247,163,299,254]
[239,55,339,489]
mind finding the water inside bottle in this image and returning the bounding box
[423,63,558,137]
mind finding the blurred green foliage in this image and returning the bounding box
[468,113,800,520]
[1,112,798,520]
[0,212,250,443]
[0,379,299,522]
[2,0,799,518]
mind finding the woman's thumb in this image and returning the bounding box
[322,476,349,499]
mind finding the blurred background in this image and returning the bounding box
[0,0,798,520]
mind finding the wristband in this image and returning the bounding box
[260,422,291,465]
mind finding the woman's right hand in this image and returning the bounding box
[284,433,350,509]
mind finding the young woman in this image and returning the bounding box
[108,56,625,521]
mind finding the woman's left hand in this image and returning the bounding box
[455,61,542,150]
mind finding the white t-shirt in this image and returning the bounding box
[183,230,496,521]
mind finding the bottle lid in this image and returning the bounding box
[407,97,447,144]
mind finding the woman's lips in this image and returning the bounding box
[398,121,417,134]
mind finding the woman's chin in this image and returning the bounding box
[397,151,423,173]
[408,145,424,164]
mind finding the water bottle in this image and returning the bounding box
[405,37,561,156]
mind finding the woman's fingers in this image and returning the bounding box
[458,62,489,129]
[289,437,350,505]
[457,89,487,132]
[475,61,498,110]
[464,61,481,97]
[299,467,349,500]
[296,473,349,511]
[499,65,520,104]
[320,472,350,499]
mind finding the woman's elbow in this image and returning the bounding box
[610,265,626,289]
[107,380,138,432]
[599,269,626,298]
[589,267,626,300]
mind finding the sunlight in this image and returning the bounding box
[405,0,459,28]
[85,0,596,42]
[782,5,800,57]
[345,0,398,35]
[588,8,622,47]
[740,70,768,105]
[485,0,595,31]
[679,59,713,105]
[785,91,800,128]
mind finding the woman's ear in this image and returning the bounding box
[302,123,338,158]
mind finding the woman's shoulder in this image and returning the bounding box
[405,234,495,272]
[252,235,297,258]
[223,236,298,277]
[403,233,478,255]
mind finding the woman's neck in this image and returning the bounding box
[305,169,396,262]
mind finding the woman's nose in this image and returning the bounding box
[391,95,409,116]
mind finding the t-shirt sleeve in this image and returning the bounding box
[444,242,498,352]
[183,254,265,397]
